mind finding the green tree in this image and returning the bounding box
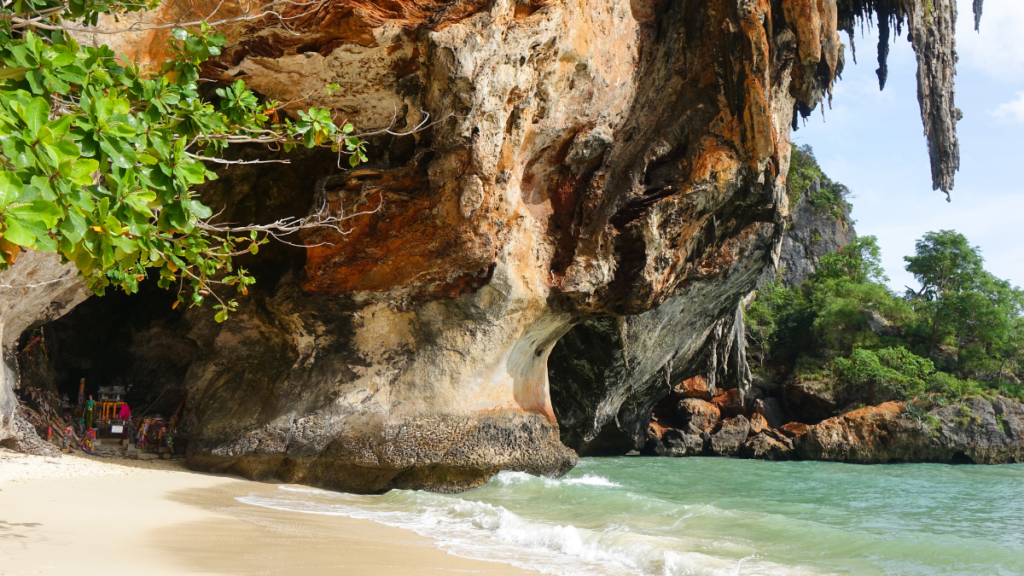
[0,2,369,320]
[904,230,986,357]
[814,235,888,285]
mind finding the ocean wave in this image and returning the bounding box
[239,481,817,576]
[561,473,622,487]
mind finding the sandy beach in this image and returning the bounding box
[0,448,538,576]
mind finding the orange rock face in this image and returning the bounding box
[749,412,769,435]
[779,421,811,439]
[713,389,744,419]
[76,0,873,490]
[675,376,713,401]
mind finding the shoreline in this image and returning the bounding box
[0,449,539,576]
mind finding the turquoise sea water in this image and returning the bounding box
[239,458,1024,576]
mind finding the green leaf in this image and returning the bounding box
[71,159,99,185]
[0,172,25,208]
[50,51,78,68]
[59,210,88,243]
[24,98,49,137]
[1,216,41,247]
[104,214,123,235]
[100,239,115,268]
[182,198,212,219]
[108,122,137,138]
[99,136,137,169]
[9,200,63,228]
[0,66,31,81]
[172,28,189,41]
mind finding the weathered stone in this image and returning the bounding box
[739,431,794,460]
[677,399,721,435]
[712,388,744,420]
[749,412,769,435]
[0,251,89,448]
[676,375,713,401]
[778,421,811,439]
[710,415,750,456]
[795,399,1024,464]
[784,377,845,423]
[646,427,704,458]
[9,0,969,488]
[775,180,854,287]
[0,411,60,457]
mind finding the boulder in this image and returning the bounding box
[710,416,750,456]
[712,389,743,420]
[748,412,769,435]
[677,399,721,435]
[647,428,705,457]
[0,411,59,457]
[739,432,794,460]
[675,376,713,401]
[0,251,89,448]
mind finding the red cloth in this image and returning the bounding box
[117,404,131,420]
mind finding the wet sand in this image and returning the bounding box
[0,449,538,575]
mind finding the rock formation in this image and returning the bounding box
[0,251,89,447]
[3,0,971,490]
[796,399,1024,464]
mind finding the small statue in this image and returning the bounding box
[81,428,96,455]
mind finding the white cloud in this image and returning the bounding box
[956,0,1024,77]
[991,92,1024,123]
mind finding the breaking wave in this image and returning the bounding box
[239,470,814,576]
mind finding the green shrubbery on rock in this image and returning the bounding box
[748,230,1024,408]
[786,144,850,221]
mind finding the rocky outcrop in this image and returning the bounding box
[776,155,855,286]
[0,410,60,457]
[3,0,971,491]
[796,399,1024,464]
[93,0,824,491]
[0,251,89,447]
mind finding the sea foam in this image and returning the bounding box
[239,471,816,576]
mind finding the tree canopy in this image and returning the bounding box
[747,231,1024,407]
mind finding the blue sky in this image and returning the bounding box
[794,0,1023,292]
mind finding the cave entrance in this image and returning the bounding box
[14,278,195,459]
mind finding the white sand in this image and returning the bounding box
[0,448,538,575]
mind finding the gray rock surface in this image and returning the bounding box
[0,410,60,457]
[739,430,793,460]
[710,416,750,456]
[647,428,704,458]
[0,251,89,446]
[776,183,854,287]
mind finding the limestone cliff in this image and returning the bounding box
[2,0,969,490]
[776,145,855,287]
